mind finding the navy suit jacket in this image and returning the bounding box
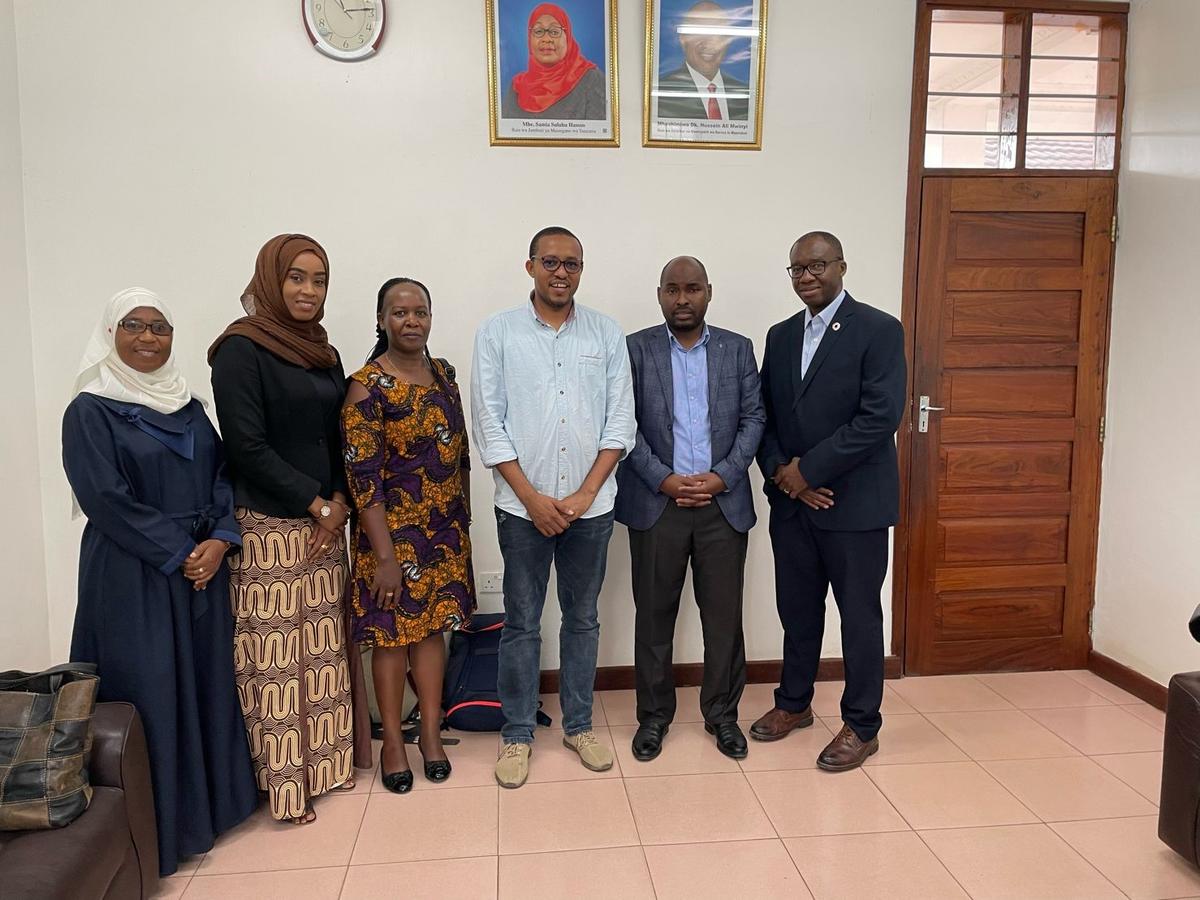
[756,293,907,531]
[616,324,765,533]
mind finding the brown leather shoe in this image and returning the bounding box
[817,724,879,772]
[749,707,814,742]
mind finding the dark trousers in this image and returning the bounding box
[628,502,748,727]
[768,510,887,741]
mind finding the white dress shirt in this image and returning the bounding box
[801,289,847,378]
[686,63,730,120]
[471,300,636,520]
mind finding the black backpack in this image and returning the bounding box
[442,613,552,731]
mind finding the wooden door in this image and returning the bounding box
[905,176,1114,675]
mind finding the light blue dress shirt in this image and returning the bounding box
[471,301,637,520]
[801,289,847,378]
[667,324,712,475]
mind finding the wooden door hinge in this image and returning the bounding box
[1099,416,1106,444]
[1110,214,1118,243]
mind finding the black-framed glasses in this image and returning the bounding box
[118,318,174,336]
[530,26,565,39]
[786,258,843,278]
[533,255,583,275]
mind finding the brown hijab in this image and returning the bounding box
[208,233,338,369]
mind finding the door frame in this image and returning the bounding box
[890,0,1128,673]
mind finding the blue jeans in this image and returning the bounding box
[495,507,614,745]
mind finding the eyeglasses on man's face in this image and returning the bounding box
[530,26,565,39]
[118,318,174,336]
[532,255,583,275]
[786,258,843,279]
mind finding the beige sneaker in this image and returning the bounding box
[562,730,614,772]
[495,742,531,789]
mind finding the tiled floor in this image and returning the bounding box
[152,672,1193,899]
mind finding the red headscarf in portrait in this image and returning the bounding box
[512,3,598,113]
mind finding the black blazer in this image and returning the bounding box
[756,293,906,531]
[656,66,750,120]
[210,335,349,518]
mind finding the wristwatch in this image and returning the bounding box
[319,504,332,519]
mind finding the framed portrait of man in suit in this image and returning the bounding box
[643,0,768,149]
[486,0,620,147]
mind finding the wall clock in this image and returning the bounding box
[302,0,385,61]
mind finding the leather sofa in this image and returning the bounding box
[0,702,159,899]
[1160,672,1200,867]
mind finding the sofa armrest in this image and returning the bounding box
[88,702,160,891]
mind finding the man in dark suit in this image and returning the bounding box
[656,1,750,121]
[615,256,766,761]
[752,231,906,772]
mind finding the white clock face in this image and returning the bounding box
[304,0,384,61]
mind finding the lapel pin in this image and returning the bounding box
[831,322,842,332]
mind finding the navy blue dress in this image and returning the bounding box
[63,393,257,876]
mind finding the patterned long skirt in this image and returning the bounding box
[230,509,354,820]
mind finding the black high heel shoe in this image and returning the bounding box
[381,769,413,794]
[418,739,452,783]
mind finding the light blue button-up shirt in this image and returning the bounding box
[471,300,636,520]
[667,324,712,475]
[801,289,846,378]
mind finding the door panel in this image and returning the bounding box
[905,176,1113,674]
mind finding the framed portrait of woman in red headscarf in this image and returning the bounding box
[486,0,620,147]
[643,0,769,150]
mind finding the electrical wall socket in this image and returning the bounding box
[478,571,503,594]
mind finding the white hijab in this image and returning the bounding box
[73,287,194,415]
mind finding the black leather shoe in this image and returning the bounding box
[418,740,452,783]
[381,769,413,794]
[705,722,748,759]
[631,722,669,761]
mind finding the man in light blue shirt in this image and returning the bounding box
[471,226,635,789]
[615,256,765,763]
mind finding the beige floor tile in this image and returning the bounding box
[168,855,204,878]
[499,846,654,900]
[537,691,606,728]
[1027,705,1166,755]
[739,680,783,716]
[975,671,1113,709]
[1053,815,1200,900]
[624,773,775,844]
[610,722,742,777]
[645,839,812,900]
[1062,669,1146,705]
[342,857,498,900]
[751,680,915,718]
[865,761,1037,830]
[1124,701,1167,731]
[370,732,500,792]
[1092,751,1162,804]
[182,866,346,899]
[738,717,835,772]
[351,786,497,865]
[920,823,1124,899]
[498,778,638,854]
[524,727,622,783]
[150,878,189,900]
[785,831,968,900]
[597,687,702,726]
[846,714,970,766]
[982,756,1158,821]
[889,675,1013,713]
[925,709,1080,760]
[747,769,909,837]
[197,794,366,875]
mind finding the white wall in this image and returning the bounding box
[13,0,913,668]
[1093,0,1200,686]
[0,0,50,669]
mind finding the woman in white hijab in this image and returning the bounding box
[63,287,257,877]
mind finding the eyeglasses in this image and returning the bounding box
[530,26,565,39]
[786,258,843,278]
[118,318,174,336]
[532,255,583,275]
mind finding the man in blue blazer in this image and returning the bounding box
[615,256,766,761]
[752,232,906,772]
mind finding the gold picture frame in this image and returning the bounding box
[486,0,621,147]
[642,0,768,150]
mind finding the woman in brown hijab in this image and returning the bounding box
[210,234,360,824]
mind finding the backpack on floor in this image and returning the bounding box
[442,613,552,732]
